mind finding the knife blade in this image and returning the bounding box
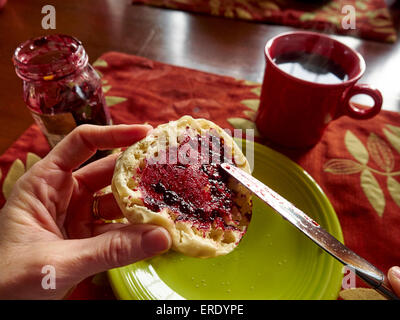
[221,162,398,300]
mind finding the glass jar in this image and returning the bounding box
[13,34,111,148]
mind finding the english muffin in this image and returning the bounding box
[112,116,252,258]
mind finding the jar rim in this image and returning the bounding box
[13,34,88,81]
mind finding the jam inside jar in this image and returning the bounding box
[13,34,111,149]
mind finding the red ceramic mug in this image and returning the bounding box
[255,31,383,148]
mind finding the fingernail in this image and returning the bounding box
[141,228,171,255]
[390,266,400,279]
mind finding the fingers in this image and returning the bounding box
[62,224,171,280]
[73,153,119,193]
[388,266,400,297]
[93,192,124,220]
[46,124,152,171]
[66,191,124,239]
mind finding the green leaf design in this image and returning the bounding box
[360,169,385,217]
[367,133,394,172]
[240,99,260,111]
[242,80,259,86]
[92,59,108,67]
[2,159,25,200]
[323,159,364,175]
[235,8,253,20]
[243,110,257,121]
[387,177,400,208]
[383,128,400,154]
[251,87,261,96]
[105,96,127,107]
[227,118,260,137]
[386,124,400,136]
[365,11,380,19]
[327,16,340,26]
[355,1,367,10]
[102,85,112,93]
[345,131,369,164]
[26,152,41,171]
[369,19,391,27]
[299,13,316,22]
[95,69,103,78]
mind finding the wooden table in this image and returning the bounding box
[1,0,399,154]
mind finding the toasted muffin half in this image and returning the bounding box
[112,116,252,258]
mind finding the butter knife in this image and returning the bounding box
[221,163,399,300]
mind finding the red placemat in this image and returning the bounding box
[1,51,400,299]
[132,0,396,43]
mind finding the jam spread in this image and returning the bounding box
[138,131,239,230]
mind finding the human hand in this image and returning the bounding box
[0,124,171,299]
[387,267,400,297]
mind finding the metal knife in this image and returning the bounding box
[221,163,399,300]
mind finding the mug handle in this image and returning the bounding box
[341,84,383,120]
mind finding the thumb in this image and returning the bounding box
[61,224,171,282]
[387,266,400,297]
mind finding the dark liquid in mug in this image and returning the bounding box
[273,52,349,84]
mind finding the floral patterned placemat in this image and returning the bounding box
[132,0,397,43]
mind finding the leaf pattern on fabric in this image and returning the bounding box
[384,125,400,154]
[102,85,112,94]
[258,1,280,11]
[300,13,316,22]
[367,133,394,172]
[240,99,259,111]
[209,0,220,15]
[26,152,41,171]
[324,128,400,217]
[235,8,253,20]
[323,159,364,175]
[386,124,400,136]
[387,177,400,208]
[105,96,128,107]
[93,60,128,109]
[242,80,259,86]
[243,110,257,121]
[360,169,385,217]
[2,159,25,200]
[92,59,108,68]
[227,118,260,137]
[345,130,369,164]
[2,153,43,200]
[250,87,261,96]
[355,1,368,10]
[131,0,396,42]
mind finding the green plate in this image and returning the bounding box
[107,140,344,300]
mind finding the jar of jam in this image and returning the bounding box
[13,34,111,148]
